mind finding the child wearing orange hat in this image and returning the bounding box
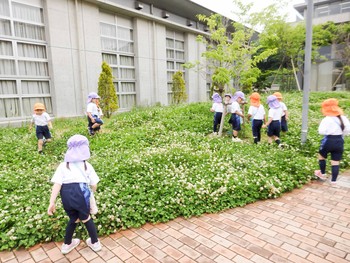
[247,92,266,144]
[315,98,350,186]
[273,92,288,133]
[29,103,53,154]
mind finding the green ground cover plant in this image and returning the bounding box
[0,92,349,250]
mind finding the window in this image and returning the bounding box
[0,0,51,119]
[341,1,350,13]
[315,5,330,17]
[166,29,185,104]
[100,12,135,110]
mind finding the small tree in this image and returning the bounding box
[171,71,187,104]
[98,61,118,118]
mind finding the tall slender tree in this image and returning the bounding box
[98,61,118,118]
[172,71,187,104]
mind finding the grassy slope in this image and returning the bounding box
[0,91,349,250]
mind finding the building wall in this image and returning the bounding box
[296,0,350,91]
[0,0,208,125]
[45,0,101,117]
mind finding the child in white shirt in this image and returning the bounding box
[210,93,224,135]
[247,92,266,144]
[228,91,245,142]
[314,98,350,186]
[87,92,104,135]
[29,103,53,154]
[47,135,102,254]
[262,95,283,145]
[273,92,288,133]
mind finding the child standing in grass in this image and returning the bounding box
[47,134,101,254]
[87,92,104,136]
[247,92,265,144]
[273,92,288,133]
[314,98,350,186]
[228,91,245,142]
[29,103,53,154]
[262,95,283,146]
[210,93,223,135]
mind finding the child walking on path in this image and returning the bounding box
[314,98,350,186]
[247,92,266,144]
[47,134,102,254]
[273,92,288,133]
[228,91,245,142]
[87,92,104,135]
[210,93,223,135]
[262,95,283,146]
[29,103,53,154]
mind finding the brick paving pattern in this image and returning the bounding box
[1,172,350,263]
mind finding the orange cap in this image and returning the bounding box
[34,103,45,111]
[249,92,260,107]
[273,92,283,99]
[321,98,343,116]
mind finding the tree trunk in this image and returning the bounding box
[218,104,227,137]
[291,57,301,91]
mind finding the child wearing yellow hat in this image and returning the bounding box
[247,92,266,144]
[29,103,53,154]
[315,98,350,186]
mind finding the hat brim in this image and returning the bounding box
[322,106,343,116]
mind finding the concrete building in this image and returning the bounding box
[0,0,215,125]
[294,0,350,91]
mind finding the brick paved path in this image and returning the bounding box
[1,172,350,263]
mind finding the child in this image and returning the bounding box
[47,134,102,254]
[87,92,104,135]
[29,103,53,154]
[273,92,288,133]
[210,93,223,135]
[247,92,266,144]
[314,98,350,186]
[228,91,245,142]
[262,95,283,145]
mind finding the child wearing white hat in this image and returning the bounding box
[47,135,101,254]
[87,92,104,135]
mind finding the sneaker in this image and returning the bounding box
[330,181,339,188]
[86,238,102,252]
[314,170,326,180]
[61,239,80,254]
[232,137,242,142]
[38,150,44,155]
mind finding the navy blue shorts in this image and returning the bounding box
[267,120,281,137]
[93,115,104,125]
[228,114,241,131]
[60,183,91,222]
[252,119,263,140]
[213,112,223,132]
[281,115,288,132]
[319,135,344,161]
[35,125,51,140]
